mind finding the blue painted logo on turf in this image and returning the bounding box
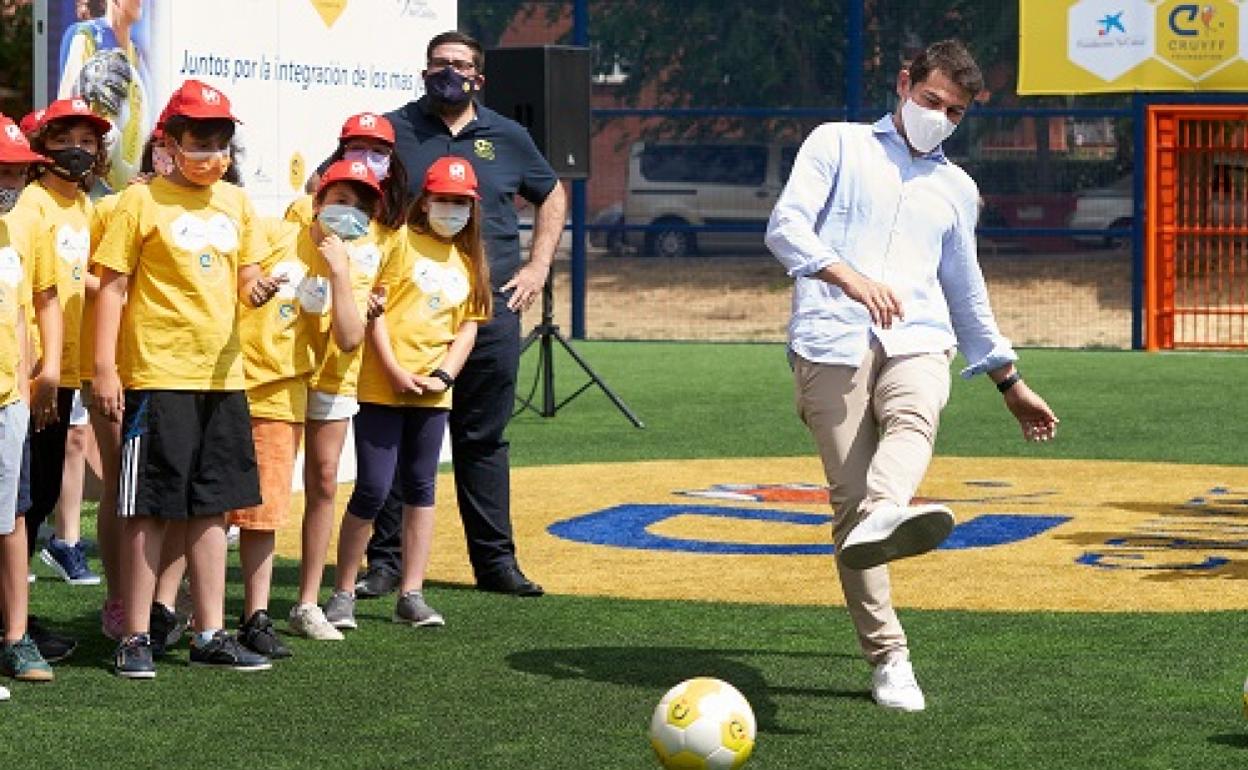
[548,504,1071,555]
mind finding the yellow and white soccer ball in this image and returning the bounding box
[649,677,756,770]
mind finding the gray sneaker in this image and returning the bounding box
[323,590,357,630]
[393,591,444,628]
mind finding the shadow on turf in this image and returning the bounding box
[1208,733,1248,749]
[507,645,869,734]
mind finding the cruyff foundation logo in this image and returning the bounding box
[550,481,1070,556]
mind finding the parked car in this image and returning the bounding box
[1068,174,1133,247]
[621,141,798,258]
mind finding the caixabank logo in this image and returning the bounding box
[1156,0,1241,78]
[1068,0,1155,80]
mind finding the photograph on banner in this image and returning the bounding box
[1019,0,1248,94]
[43,0,452,213]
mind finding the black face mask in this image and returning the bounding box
[424,66,476,106]
[46,146,96,183]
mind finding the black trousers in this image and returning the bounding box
[25,387,75,557]
[365,299,521,580]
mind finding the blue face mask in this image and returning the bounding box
[317,204,370,241]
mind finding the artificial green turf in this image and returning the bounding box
[3,343,1247,768]
[511,343,1247,467]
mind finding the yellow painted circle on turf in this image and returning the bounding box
[276,457,1248,612]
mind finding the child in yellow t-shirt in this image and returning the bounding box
[283,121,408,643]
[0,115,54,690]
[332,156,491,630]
[92,79,281,679]
[8,98,110,591]
[227,160,386,657]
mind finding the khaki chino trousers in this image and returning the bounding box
[793,339,951,664]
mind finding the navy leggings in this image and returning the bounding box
[346,403,447,520]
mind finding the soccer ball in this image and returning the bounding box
[649,677,756,770]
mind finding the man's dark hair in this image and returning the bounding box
[425,30,485,73]
[907,39,983,98]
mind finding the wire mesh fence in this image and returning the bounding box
[462,0,1140,348]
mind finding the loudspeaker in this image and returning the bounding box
[483,45,591,179]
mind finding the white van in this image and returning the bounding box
[621,141,798,257]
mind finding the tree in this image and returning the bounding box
[0,0,34,117]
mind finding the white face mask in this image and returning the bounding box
[427,200,471,238]
[900,97,958,154]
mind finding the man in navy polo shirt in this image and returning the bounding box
[357,30,565,598]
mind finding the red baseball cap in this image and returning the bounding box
[0,117,49,165]
[339,112,394,144]
[423,156,479,199]
[19,110,44,138]
[162,79,241,123]
[37,98,111,135]
[318,159,383,197]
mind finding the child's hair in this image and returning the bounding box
[314,179,382,220]
[327,143,409,230]
[407,192,492,320]
[162,115,236,147]
[29,116,110,190]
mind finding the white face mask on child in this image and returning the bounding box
[428,200,471,238]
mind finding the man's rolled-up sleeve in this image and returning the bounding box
[765,124,844,279]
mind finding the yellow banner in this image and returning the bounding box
[1019,0,1248,94]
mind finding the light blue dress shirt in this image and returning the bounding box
[765,115,1016,378]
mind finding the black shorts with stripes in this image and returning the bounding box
[119,390,262,519]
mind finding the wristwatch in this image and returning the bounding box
[431,368,455,389]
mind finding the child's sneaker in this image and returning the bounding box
[101,599,126,641]
[27,617,76,663]
[238,610,291,659]
[1,635,54,682]
[113,634,156,679]
[39,536,101,585]
[189,631,271,671]
[149,602,187,658]
[323,590,357,630]
[287,603,344,641]
[393,591,444,628]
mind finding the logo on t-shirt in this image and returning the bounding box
[473,139,495,161]
[412,257,469,311]
[0,247,22,288]
[347,242,381,278]
[297,275,332,315]
[170,212,241,254]
[55,225,89,277]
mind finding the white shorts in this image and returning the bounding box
[306,391,359,422]
[68,389,89,427]
[0,400,29,535]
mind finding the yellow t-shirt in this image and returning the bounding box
[283,194,314,227]
[356,230,489,410]
[0,220,30,407]
[6,180,91,388]
[238,218,318,422]
[92,176,263,391]
[306,223,404,397]
[80,192,120,382]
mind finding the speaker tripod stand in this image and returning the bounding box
[515,277,644,428]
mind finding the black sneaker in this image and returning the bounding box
[149,602,187,658]
[27,616,77,663]
[189,631,272,671]
[114,634,156,679]
[355,565,400,599]
[238,610,291,660]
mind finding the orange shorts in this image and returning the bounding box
[228,418,302,532]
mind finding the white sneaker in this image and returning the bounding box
[839,503,955,570]
[287,603,344,641]
[871,655,926,712]
[0,683,9,701]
